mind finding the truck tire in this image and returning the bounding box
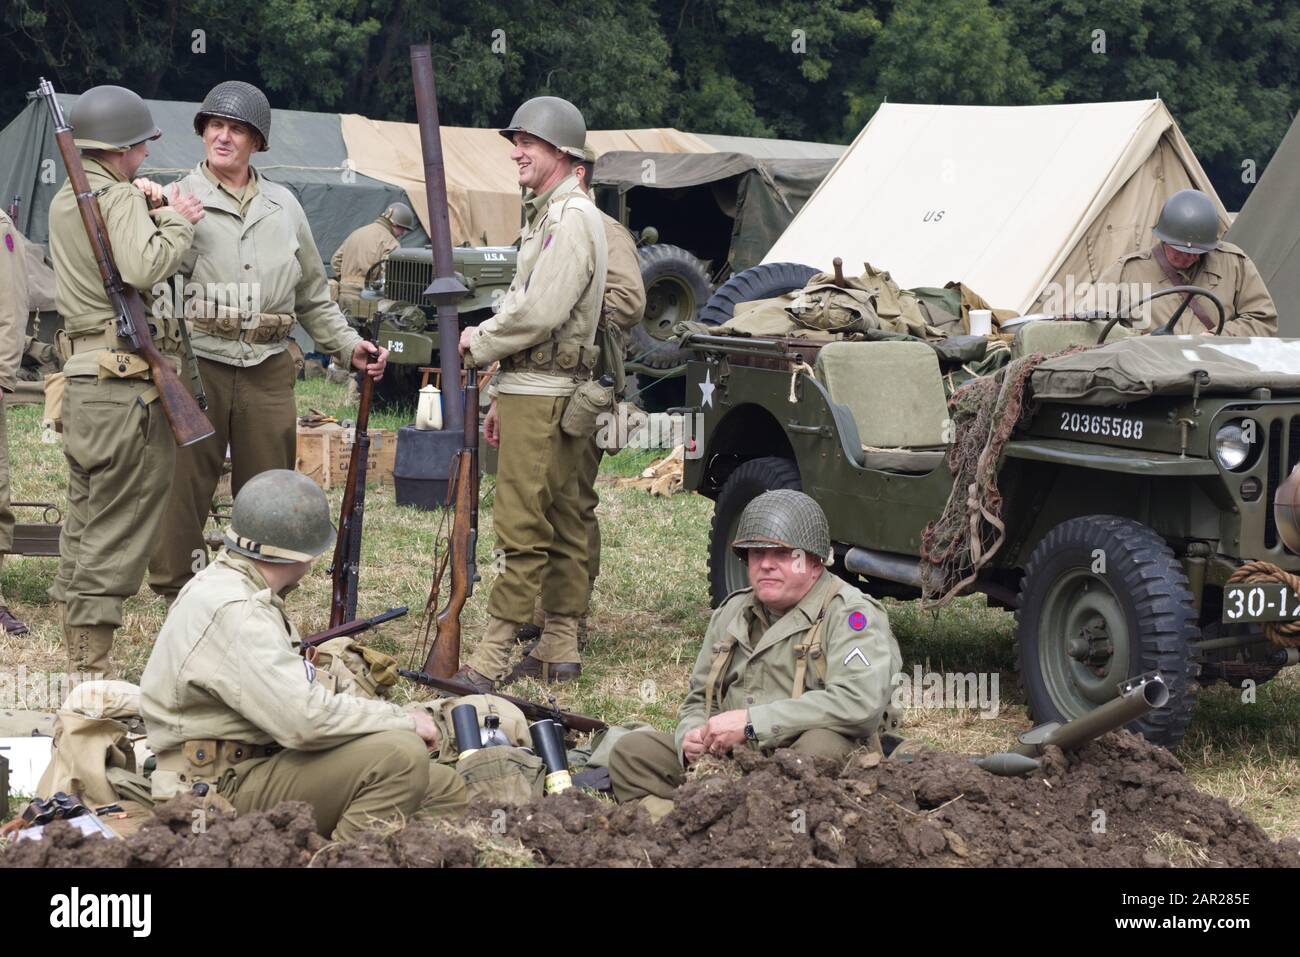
[1016,515,1199,749]
[698,262,819,326]
[708,456,801,607]
[631,244,714,371]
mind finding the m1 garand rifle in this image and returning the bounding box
[29,78,214,448]
[405,43,476,679]
[328,315,381,627]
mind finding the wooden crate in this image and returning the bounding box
[296,424,397,489]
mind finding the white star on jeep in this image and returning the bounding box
[699,369,715,408]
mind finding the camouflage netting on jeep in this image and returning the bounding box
[1033,336,1300,406]
[920,352,1060,607]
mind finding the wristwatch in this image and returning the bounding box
[744,719,758,742]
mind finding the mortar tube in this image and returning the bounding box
[451,703,483,759]
[529,719,572,794]
[1029,676,1169,755]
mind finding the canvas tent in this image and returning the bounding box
[764,100,1227,315]
[1226,112,1300,337]
[697,133,846,161]
[592,151,835,274]
[340,116,715,247]
[0,94,414,260]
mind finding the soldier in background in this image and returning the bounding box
[455,96,608,691]
[146,80,388,604]
[512,144,645,669]
[331,201,416,312]
[46,86,205,675]
[608,490,902,811]
[1094,189,1277,336]
[0,209,31,635]
[141,470,467,840]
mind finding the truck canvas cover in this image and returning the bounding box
[1031,335,1300,405]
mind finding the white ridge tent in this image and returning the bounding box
[764,100,1227,314]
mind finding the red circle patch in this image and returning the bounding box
[4,234,13,253]
[848,610,867,631]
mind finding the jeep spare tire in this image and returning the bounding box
[698,261,819,326]
[631,244,713,370]
[708,456,801,607]
[1016,515,1199,749]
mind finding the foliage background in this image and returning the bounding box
[2,0,1296,208]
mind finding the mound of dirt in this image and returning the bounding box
[4,732,1296,868]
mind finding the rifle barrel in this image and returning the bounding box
[398,669,607,733]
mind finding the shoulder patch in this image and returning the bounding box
[4,233,12,253]
[848,610,867,631]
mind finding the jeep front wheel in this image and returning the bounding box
[1016,515,1199,748]
[708,456,801,607]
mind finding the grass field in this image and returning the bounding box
[4,376,1300,841]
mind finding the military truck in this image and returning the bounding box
[342,244,518,406]
[681,283,1300,748]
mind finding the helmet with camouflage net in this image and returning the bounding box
[498,96,587,159]
[194,80,272,151]
[70,86,162,151]
[731,489,832,563]
[1153,189,1221,254]
[224,469,335,564]
[383,201,416,230]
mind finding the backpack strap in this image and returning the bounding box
[791,586,841,699]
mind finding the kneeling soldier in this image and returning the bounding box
[608,490,902,804]
[140,469,466,840]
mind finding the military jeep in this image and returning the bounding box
[682,293,1300,748]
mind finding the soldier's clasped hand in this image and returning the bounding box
[351,339,389,380]
[167,184,205,225]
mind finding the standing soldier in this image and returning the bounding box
[455,97,608,690]
[0,209,31,635]
[1094,189,1277,336]
[147,81,388,603]
[331,202,416,312]
[513,145,645,665]
[47,86,205,675]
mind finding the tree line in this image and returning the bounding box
[4,0,1297,207]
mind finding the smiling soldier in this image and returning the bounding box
[454,96,608,691]
[607,489,903,808]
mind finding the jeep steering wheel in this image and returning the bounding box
[1098,285,1226,343]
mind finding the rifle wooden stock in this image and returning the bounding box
[329,318,379,628]
[422,377,479,678]
[39,82,213,448]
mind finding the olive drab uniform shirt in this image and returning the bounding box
[468,173,607,396]
[140,549,417,793]
[175,162,362,367]
[675,569,902,759]
[330,218,400,298]
[0,211,26,391]
[47,157,195,376]
[1094,242,1278,337]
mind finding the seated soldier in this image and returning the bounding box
[140,469,467,840]
[608,489,902,804]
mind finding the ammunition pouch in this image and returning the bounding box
[151,738,282,800]
[560,377,615,439]
[456,747,545,806]
[188,302,297,344]
[501,339,598,379]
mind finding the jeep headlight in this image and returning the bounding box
[1215,419,1255,471]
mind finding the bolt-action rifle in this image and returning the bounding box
[29,78,214,448]
[328,315,381,627]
